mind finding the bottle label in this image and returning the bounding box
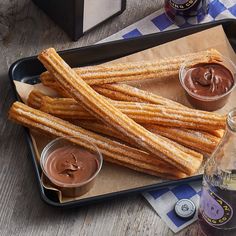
[200,188,233,227]
[169,0,198,10]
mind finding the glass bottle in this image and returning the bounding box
[165,0,209,26]
[198,108,236,236]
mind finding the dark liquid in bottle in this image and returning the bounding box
[198,175,236,236]
[165,0,209,25]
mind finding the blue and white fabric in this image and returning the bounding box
[99,0,236,43]
[143,182,202,233]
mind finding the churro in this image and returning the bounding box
[38,95,226,131]
[26,89,221,154]
[40,77,186,108]
[40,49,221,86]
[27,90,45,109]
[23,88,222,155]
[9,102,187,179]
[76,120,137,146]
[40,75,186,108]
[38,48,203,175]
[28,89,225,146]
[207,129,225,138]
[94,84,184,107]
[76,121,219,155]
[95,84,226,137]
[105,158,185,179]
[76,120,204,160]
[145,125,220,155]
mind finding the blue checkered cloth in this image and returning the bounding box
[99,0,236,43]
[143,182,202,233]
[97,0,236,233]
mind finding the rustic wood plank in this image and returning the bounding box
[0,0,201,235]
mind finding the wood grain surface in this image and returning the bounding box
[0,0,203,235]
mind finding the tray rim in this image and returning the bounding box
[8,19,236,208]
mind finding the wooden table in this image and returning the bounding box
[0,0,202,235]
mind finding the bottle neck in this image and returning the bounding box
[204,108,236,189]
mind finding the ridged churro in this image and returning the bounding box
[40,75,185,108]
[94,84,184,107]
[207,129,225,138]
[75,120,137,146]
[74,122,204,160]
[38,48,203,175]
[40,77,186,108]
[9,102,187,179]
[38,95,226,131]
[95,84,226,137]
[76,120,218,155]
[40,49,221,86]
[36,80,227,138]
[28,88,225,141]
[105,158,185,179]
[26,89,221,154]
[145,125,220,155]
[27,90,45,109]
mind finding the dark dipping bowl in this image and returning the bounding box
[179,56,236,111]
[40,137,103,198]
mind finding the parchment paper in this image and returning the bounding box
[14,25,236,203]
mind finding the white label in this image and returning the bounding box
[83,0,122,32]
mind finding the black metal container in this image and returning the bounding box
[32,0,126,41]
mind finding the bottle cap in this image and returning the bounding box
[174,199,196,219]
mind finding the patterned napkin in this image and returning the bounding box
[99,0,236,43]
[97,0,236,233]
[143,182,202,233]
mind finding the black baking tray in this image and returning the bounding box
[8,19,236,208]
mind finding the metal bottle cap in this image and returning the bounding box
[174,199,196,219]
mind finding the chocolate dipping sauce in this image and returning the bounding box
[45,146,99,186]
[184,63,234,97]
[182,63,235,111]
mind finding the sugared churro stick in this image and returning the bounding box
[28,89,225,140]
[105,158,182,179]
[95,84,226,137]
[105,158,185,179]
[26,89,220,154]
[38,95,226,131]
[41,76,184,108]
[40,49,221,86]
[41,78,185,108]
[207,129,225,138]
[145,125,220,155]
[27,90,45,109]
[95,84,184,107]
[76,121,219,155]
[95,83,183,105]
[75,120,137,147]
[26,90,217,155]
[38,48,202,175]
[9,102,187,179]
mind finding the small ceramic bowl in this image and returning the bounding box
[40,137,103,197]
[179,56,236,111]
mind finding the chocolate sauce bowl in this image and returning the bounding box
[179,56,236,111]
[40,137,103,198]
